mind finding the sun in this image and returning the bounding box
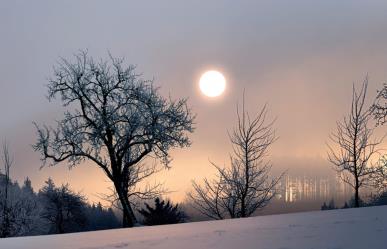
[199,70,226,97]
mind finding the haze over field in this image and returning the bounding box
[2,1,387,203]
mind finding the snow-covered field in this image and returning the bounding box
[1,205,386,249]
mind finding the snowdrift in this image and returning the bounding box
[1,205,386,249]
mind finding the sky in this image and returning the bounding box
[1,0,387,203]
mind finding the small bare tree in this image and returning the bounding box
[189,97,281,219]
[33,51,194,227]
[327,78,384,207]
[369,81,387,194]
[0,141,13,237]
[371,157,387,194]
[372,82,387,125]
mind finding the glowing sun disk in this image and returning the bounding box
[199,70,226,97]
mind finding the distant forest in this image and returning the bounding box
[0,174,120,237]
[0,168,191,238]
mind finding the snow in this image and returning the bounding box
[1,205,386,249]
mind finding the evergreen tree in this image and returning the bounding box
[22,177,34,194]
[342,202,350,209]
[328,199,337,210]
[39,179,87,234]
[139,197,185,226]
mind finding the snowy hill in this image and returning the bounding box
[1,205,386,249]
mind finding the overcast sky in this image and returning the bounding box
[1,0,387,202]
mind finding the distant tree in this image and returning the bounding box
[327,78,384,208]
[342,201,350,209]
[372,82,387,125]
[139,197,185,225]
[189,96,282,219]
[0,141,13,237]
[85,202,120,231]
[370,156,387,194]
[328,199,337,209]
[370,83,387,194]
[0,142,40,237]
[39,179,87,234]
[368,191,387,206]
[22,177,34,194]
[33,51,194,227]
[321,199,336,210]
[16,183,41,236]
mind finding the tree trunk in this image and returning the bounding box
[115,183,137,227]
[354,179,360,208]
[240,198,246,218]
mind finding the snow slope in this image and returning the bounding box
[1,205,386,249]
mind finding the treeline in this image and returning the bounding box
[0,171,188,238]
[321,191,387,211]
[0,175,120,237]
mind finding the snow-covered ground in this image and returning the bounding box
[1,205,386,249]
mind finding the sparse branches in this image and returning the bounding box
[0,141,14,237]
[371,157,387,194]
[372,82,387,125]
[189,95,282,219]
[327,78,384,207]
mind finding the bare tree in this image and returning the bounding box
[189,97,281,219]
[327,78,384,207]
[370,82,387,193]
[372,82,387,125]
[189,174,231,220]
[0,141,13,237]
[0,141,41,237]
[33,51,195,227]
[371,157,387,194]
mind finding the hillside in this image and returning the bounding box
[1,205,386,249]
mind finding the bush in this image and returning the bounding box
[139,198,185,226]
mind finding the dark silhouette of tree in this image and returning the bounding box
[368,191,387,206]
[85,202,120,230]
[139,197,185,225]
[342,202,350,209]
[370,156,387,194]
[22,177,34,194]
[33,51,194,227]
[321,199,337,210]
[327,78,384,208]
[0,142,40,237]
[372,82,387,125]
[189,96,282,219]
[0,141,13,237]
[39,178,87,234]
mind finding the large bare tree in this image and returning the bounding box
[327,78,384,207]
[33,51,194,227]
[189,98,281,219]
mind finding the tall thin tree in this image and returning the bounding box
[0,141,14,237]
[189,96,281,219]
[327,78,383,207]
